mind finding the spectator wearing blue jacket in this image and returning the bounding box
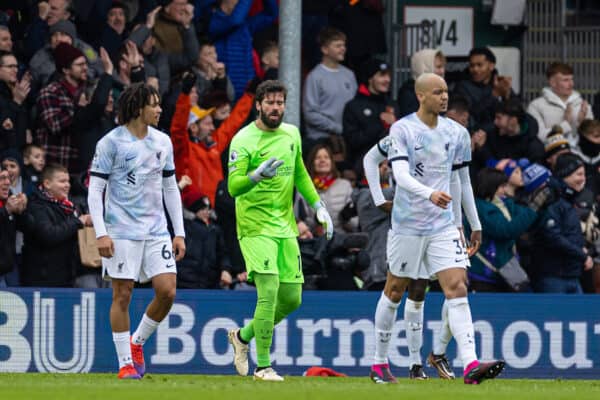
[532,153,593,293]
[208,0,278,99]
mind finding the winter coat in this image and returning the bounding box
[0,81,27,152]
[177,217,231,289]
[170,91,254,205]
[351,185,393,289]
[20,190,83,287]
[467,197,538,286]
[472,113,545,173]
[152,11,200,76]
[208,0,278,99]
[527,87,594,146]
[342,85,399,168]
[214,178,245,275]
[532,179,588,279]
[453,74,517,134]
[0,204,18,275]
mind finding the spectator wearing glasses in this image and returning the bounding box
[0,50,30,153]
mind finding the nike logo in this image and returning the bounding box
[414,146,424,151]
[454,258,464,263]
[259,151,268,157]
[125,155,135,161]
[166,264,174,268]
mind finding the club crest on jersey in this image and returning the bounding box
[156,151,161,160]
[445,143,450,151]
[230,151,238,162]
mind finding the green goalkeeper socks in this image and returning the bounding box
[239,277,302,367]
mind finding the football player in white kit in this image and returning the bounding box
[88,83,186,379]
[366,73,505,384]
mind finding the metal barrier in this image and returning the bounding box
[523,0,600,104]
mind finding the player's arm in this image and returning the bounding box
[363,139,389,210]
[163,171,186,261]
[228,141,283,197]
[450,169,462,227]
[88,138,114,258]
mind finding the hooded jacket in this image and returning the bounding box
[397,49,439,118]
[527,87,594,145]
[170,92,253,205]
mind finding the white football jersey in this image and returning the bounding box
[387,113,471,236]
[90,125,175,240]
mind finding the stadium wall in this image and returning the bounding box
[1,289,598,378]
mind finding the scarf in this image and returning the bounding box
[313,175,336,191]
[39,187,76,215]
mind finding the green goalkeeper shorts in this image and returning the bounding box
[239,236,304,284]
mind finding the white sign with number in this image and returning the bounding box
[404,6,474,56]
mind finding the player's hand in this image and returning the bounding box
[468,230,482,257]
[314,201,334,240]
[97,235,115,258]
[429,191,452,209]
[172,236,186,261]
[249,157,284,182]
[377,200,393,214]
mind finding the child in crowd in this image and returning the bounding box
[22,143,45,191]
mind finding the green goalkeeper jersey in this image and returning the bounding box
[228,121,320,238]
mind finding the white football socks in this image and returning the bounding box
[132,313,160,345]
[433,299,453,355]
[446,297,477,369]
[113,331,132,368]
[374,292,400,365]
[404,299,424,367]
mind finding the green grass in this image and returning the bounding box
[1,373,599,400]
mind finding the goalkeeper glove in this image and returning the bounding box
[249,157,284,183]
[313,201,333,240]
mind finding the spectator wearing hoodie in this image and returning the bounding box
[397,48,446,118]
[532,153,593,293]
[453,47,517,134]
[472,99,545,175]
[342,58,399,170]
[29,20,102,95]
[527,62,594,146]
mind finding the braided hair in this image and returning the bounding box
[117,83,161,125]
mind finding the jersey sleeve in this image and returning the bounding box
[452,127,472,169]
[90,136,115,179]
[294,129,320,207]
[227,134,255,197]
[163,139,176,177]
[387,123,408,162]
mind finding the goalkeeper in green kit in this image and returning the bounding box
[227,80,333,382]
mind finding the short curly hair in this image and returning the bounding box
[255,80,287,104]
[117,83,161,125]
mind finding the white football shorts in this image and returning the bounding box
[102,236,177,283]
[387,228,469,279]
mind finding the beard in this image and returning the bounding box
[259,109,284,129]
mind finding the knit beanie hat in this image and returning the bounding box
[54,42,85,71]
[487,158,518,178]
[188,105,215,127]
[545,132,570,158]
[183,188,211,212]
[553,153,584,179]
[522,163,551,192]
[49,20,77,41]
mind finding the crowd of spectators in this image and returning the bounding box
[0,0,599,294]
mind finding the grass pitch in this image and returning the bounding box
[1,373,599,400]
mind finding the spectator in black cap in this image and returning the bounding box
[532,153,592,293]
[342,58,399,170]
[454,47,518,135]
